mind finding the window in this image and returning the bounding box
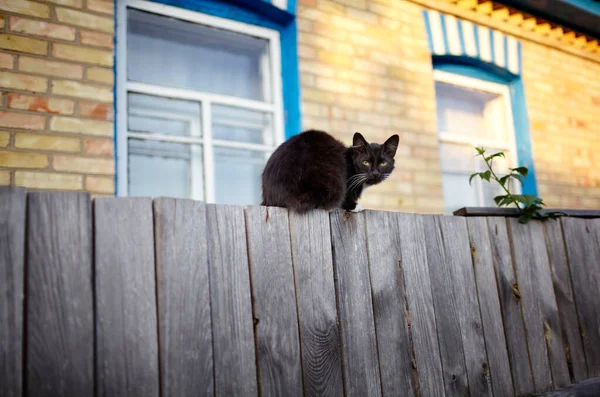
[116,0,285,205]
[434,70,521,214]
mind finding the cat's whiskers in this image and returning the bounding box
[347,173,369,191]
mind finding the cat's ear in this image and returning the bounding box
[352,132,369,150]
[383,134,400,157]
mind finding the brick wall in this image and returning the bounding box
[0,0,114,195]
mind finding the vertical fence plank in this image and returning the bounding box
[438,216,493,397]
[330,211,382,397]
[466,218,515,397]
[154,198,213,397]
[0,187,26,397]
[95,197,159,397]
[562,218,600,377]
[422,216,470,397]
[245,206,303,397]
[26,192,94,396]
[507,218,567,392]
[289,210,344,397]
[206,204,257,397]
[487,217,534,396]
[364,211,416,397]
[543,220,588,383]
[397,213,445,397]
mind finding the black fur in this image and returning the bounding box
[261,129,399,213]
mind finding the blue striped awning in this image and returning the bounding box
[423,10,522,75]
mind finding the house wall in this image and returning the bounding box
[0,0,114,195]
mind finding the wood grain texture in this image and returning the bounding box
[0,187,25,397]
[289,210,344,397]
[26,192,94,397]
[364,210,416,397]
[206,204,257,397]
[329,210,382,397]
[507,218,567,392]
[153,198,213,397]
[94,197,159,397]
[487,217,535,396]
[561,218,600,378]
[543,220,588,383]
[531,377,600,397]
[397,213,445,397]
[438,216,493,397]
[454,207,600,218]
[466,217,515,397]
[422,216,469,397]
[245,206,303,397]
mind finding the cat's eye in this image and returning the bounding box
[362,160,370,166]
[380,161,387,166]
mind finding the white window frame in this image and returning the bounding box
[116,0,285,202]
[433,69,521,208]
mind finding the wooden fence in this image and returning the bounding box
[1,186,599,397]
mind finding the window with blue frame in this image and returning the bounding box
[115,0,299,205]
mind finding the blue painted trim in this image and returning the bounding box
[422,10,434,53]
[439,14,450,54]
[473,23,480,60]
[113,0,119,194]
[543,0,600,17]
[281,20,301,138]
[488,28,495,64]
[457,20,466,55]
[503,35,508,70]
[287,0,297,15]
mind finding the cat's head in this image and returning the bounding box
[349,132,400,185]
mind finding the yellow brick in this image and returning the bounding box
[0,15,4,29]
[0,52,13,69]
[0,151,48,168]
[51,80,112,102]
[302,88,338,104]
[86,0,113,15]
[0,0,50,18]
[53,43,112,66]
[50,116,112,137]
[15,133,80,152]
[53,155,114,174]
[0,34,47,55]
[10,16,76,41]
[0,131,9,147]
[15,171,82,190]
[19,56,83,79]
[55,7,113,33]
[45,0,83,7]
[86,67,113,85]
[0,170,9,184]
[85,175,114,193]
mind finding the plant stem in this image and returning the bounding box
[482,155,522,213]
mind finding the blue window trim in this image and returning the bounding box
[432,56,538,197]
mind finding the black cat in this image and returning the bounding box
[261,129,399,213]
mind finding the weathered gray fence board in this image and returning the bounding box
[330,211,382,397]
[289,210,344,397]
[423,216,469,397]
[206,204,257,397]
[507,219,566,392]
[398,213,445,397]
[561,218,600,377]
[466,218,515,397]
[543,221,588,383]
[26,192,94,397]
[365,210,416,397]
[487,217,535,396]
[245,206,303,397]
[0,187,25,397]
[153,198,213,397]
[95,197,159,397]
[531,377,600,397]
[439,216,493,397]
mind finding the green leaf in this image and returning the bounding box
[510,174,525,185]
[481,170,491,182]
[469,173,479,186]
[485,151,505,162]
[475,147,486,156]
[493,195,507,205]
[510,166,529,178]
[498,175,510,186]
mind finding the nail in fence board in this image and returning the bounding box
[0,187,26,397]
[206,204,257,397]
[94,198,159,397]
[26,192,94,396]
[543,221,588,382]
[153,198,213,397]
[289,210,344,397]
[561,218,600,377]
[507,219,565,392]
[397,213,445,397]
[245,207,303,397]
[487,217,534,396]
[329,211,382,397]
[438,216,493,397]
[466,218,515,397]
[422,216,469,397]
[364,211,416,397]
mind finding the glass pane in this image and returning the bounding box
[442,172,479,214]
[439,142,476,172]
[212,105,274,145]
[214,147,265,205]
[475,148,511,174]
[435,81,507,141]
[128,138,203,199]
[127,9,271,101]
[128,94,200,137]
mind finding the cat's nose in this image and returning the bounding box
[372,170,380,177]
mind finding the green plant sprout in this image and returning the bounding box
[469,147,565,224]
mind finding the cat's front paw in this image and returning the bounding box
[349,203,363,213]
